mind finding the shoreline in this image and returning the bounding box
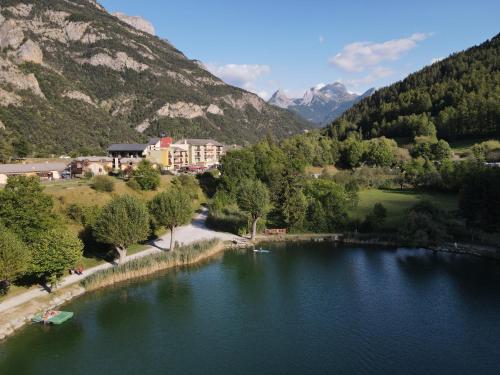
[256,233,500,260]
[0,240,231,342]
[1,236,498,342]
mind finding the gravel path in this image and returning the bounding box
[0,208,242,313]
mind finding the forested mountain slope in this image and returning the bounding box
[329,33,500,141]
[0,0,309,157]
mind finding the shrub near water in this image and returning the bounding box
[81,240,221,290]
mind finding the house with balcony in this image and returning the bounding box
[174,139,225,167]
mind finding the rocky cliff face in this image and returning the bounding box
[0,0,309,156]
[112,12,155,35]
[269,83,375,126]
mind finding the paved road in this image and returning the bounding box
[0,208,242,313]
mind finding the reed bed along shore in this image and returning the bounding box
[81,239,223,291]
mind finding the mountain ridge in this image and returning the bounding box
[0,0,310,158]
[269,83,375,126]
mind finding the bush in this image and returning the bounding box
[91,175,115,192]
[131,160,161,191]
[206,208,248,235]
[126,178,141,191]
[83,171,94,179]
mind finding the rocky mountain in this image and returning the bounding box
[269,83,374,126]
[0,0,310,157]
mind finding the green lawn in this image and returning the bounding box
[351,189,459,230]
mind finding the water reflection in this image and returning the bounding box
[1,244,500,375]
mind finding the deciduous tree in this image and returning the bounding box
[0,225,30,294]
[237,180,270,241]
[93,195,150,263]
[149,190,194,250]
[30,228,83,290]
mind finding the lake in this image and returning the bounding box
[1,242,500,375]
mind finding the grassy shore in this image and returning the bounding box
[81,240,223,291]
[350,189,458,230]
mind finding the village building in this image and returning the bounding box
[107,137,226,173]
[107,138,172,170]
[71,157,113,177]
[169,144,190,170]
[174,139,225,167]
[0,162,70,184]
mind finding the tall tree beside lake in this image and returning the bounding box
[237,180,270,241]
[93,196,150,263]
[0,225,30,294]
[29,227,83,291]
[0,176,56,242]
[149,190,194,251]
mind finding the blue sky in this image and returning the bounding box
[99,0,499,99]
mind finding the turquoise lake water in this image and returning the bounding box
[1,242,499,375]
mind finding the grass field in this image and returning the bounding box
[44,175,174,212]
[351,189,459,230]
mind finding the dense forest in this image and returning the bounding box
[329,33,500,141]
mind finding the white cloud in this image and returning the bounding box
[330,33,432,72]
[205,63,271,90]
[342,67,394,87]
[319,35,325,44]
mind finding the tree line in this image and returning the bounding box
[0,173,195,295]
[329,33,500,141]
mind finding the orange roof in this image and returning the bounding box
[160,137,173,148]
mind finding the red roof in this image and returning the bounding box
[160,137,173,148]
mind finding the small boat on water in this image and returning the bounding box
[32,311,74,325]
[253,248,270,253]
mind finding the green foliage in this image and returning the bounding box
[220,149,256,196]
[197,171,219,198]
[334,166,398,190]
[411,138,453,161]
[237,179,270,220]
[29,227,83,285]
[281,187,308,231]
[131,160,161,191]
[399,201,451,247]
[0,225,30,292]
[126,178,141,191]
[171,174,201,200]
[91,175,115,192]
[237,179,270,239]
[206,208,248,236]
[470,140,500,162]
[360,203,387,233]
[341,138,365,168]
[149,189,194,250]
[93,195,150,260]
[459,167,500,233]
[0,176,56,242]
[363,137,397,166]
[304,179,350,232]
[149,190,193,230]
[66,204,101,227]
[330,34,500,141]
